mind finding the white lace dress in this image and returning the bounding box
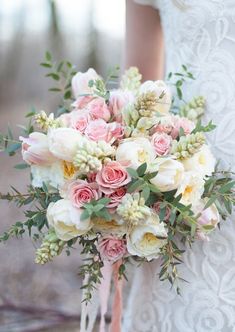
[123,1,235,331]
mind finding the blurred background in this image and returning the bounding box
[0,0,125,331]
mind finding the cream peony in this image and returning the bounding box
[127,213,167,260]
[175,171,205,206]
[182,144,216,177]
[48,128,83,162]
[116,137,156,170]
[140,80,171,114]
[150,157,184,192]
[194,199,220,231]
[72,68,99,99]
[47,199,92,241]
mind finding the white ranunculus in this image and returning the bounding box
[127,213,167,260]
[31,162,65,189]
[150,157,184,192]
[72,68,100,98]
[175,171,205,206]
[116,137,156,170]
[182,144,216,177]
[47,199,92,241]
[48,128,83,162]
[140,80,171,114]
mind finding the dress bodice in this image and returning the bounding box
[124,2,235,331]
[136,0,235,172]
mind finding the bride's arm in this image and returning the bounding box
[125,0,164,81]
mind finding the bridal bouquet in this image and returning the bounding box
[1,53,235,302]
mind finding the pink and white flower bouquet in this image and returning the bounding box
[1,54,235,307]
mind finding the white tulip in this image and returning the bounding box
[48,128,83,162]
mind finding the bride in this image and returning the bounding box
[124,1,235,331]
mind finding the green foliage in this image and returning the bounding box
[80,197,112,221]
[40,51,77,105]
[167,65,195,103]
[79,236,103,303]
[0,184,60,241]
[192,119,216,134]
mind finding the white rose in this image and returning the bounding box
[175,171,205,206]
[48,128,82,162]
[31,162,65,188]
[72,68,100,98]
[127,213,167,260]
[140,80,171,114]
[182,145,216,177]
[150,157,184,192]
[47,199,92,241]
[116,137,156,170]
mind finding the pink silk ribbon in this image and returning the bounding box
[99,260,123,332]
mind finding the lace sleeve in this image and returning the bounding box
[134,0,159,9]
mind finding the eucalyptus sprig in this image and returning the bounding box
[80,197,112,222]
[40,51,77,103]
[167,64,195,101]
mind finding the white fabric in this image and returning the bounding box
[125,1,235,331]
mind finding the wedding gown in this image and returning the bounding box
[123,1,235,331]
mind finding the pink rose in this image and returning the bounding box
[107,122,124,142]
[67,180,101,208]
[151,132,172,156]
[152,202,171,222]
[87,97,110,121]
[152,116,174,135]
[106,187,127,212]
[109,90,134,123]
[72,96,94,109]
[85,119,109,142]
[20,132,55,166]
[96,161,131,194]
[171,116,195,139]
[70,110,90,133]
[87,172,97,183]
[72,68,99,99]
[98,236,127,262]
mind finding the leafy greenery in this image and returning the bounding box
[40,51,77,111]
[79,236,103,303]
[80,197,112,221]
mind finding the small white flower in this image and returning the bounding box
[175,171,205,206]
[127,213,167,260]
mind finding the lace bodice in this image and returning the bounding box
[124,1,235,331]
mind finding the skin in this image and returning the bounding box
[125,0,165,81]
